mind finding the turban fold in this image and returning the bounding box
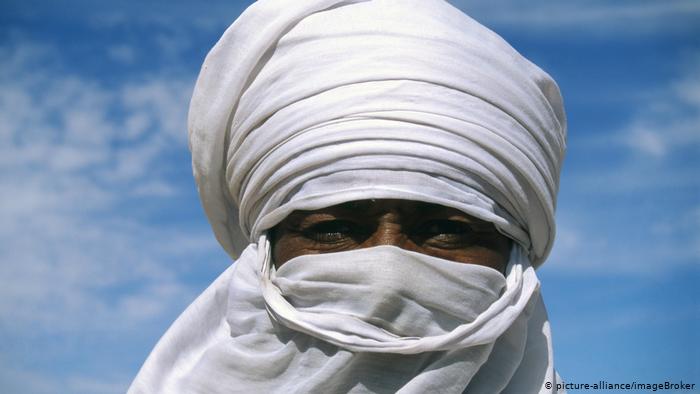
[189,0,566,267]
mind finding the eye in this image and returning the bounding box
[412,219,475,247]
[301,220,367,244]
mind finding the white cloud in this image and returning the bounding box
[625,125,667,158]
[124,111,151,139]
[130,180,177,197]
[121,78,192,143]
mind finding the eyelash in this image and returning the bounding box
[301,220,367,243]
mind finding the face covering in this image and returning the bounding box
[265,243,508,341]
[129,238,560,393]
[260,236,539,354]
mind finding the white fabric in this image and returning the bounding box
[130,241,560,393]
[129,0,567,392]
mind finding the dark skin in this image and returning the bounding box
[270,199,511,274]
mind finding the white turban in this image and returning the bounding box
[189,0,566,267]
[129,0,567,392]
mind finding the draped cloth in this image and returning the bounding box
[129,0,567,392]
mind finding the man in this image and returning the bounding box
[129,1,567,392]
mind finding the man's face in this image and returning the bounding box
[271,199,511,273]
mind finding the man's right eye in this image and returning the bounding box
[301,220,365,243]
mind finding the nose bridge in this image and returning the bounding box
[367,213,406,248]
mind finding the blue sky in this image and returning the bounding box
[0,1,698,393]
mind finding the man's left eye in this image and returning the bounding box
[412,220,476,246]
[415,220,472,236]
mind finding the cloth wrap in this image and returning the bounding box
[128,0,567,393]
